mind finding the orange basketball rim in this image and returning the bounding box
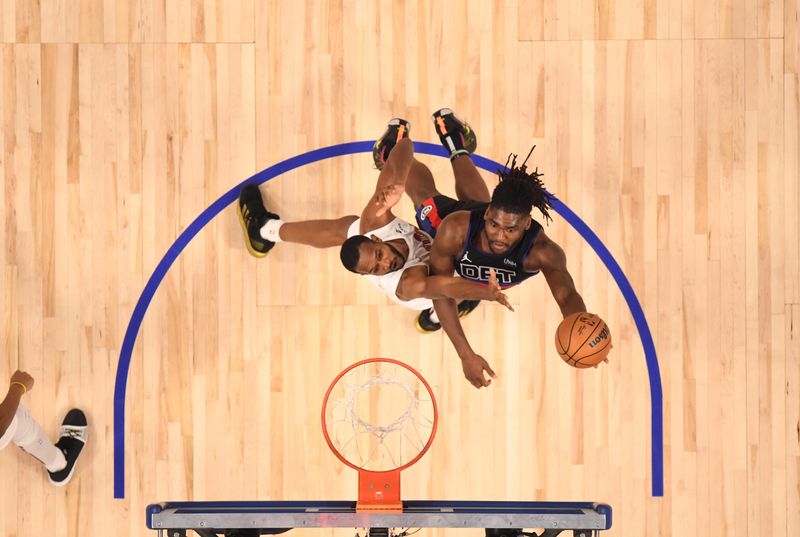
[321,358,439,513]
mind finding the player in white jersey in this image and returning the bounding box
[237,120,511,311]
[1,370,88,486]
[344,216,434,310]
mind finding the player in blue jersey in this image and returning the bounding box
[395,109,589,388]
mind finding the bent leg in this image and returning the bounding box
[404,159,441,209]
[12,405,66,472]
[451,156,490,202]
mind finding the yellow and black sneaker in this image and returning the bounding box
[415,307,441,333]
[431,108,477,160]
[415,300,482,333]
[372,118,411,171]
[456,299,481,318]
[238,183,280,258]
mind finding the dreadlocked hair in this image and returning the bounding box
[490,145,553,224]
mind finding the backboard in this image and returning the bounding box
[146,500,612,537]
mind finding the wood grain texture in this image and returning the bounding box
[0,1,797,536]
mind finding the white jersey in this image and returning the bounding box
[347,217,434,311]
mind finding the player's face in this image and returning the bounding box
[483,208,531,254]
[355,240,406,276]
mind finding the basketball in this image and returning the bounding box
[555,312,612,368]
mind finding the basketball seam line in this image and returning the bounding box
[564,313,581,353]
[574,338,612,362]
[568,316,603,361]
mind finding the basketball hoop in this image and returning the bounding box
[321,358,438,513]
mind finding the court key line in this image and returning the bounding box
[113,141,664,498]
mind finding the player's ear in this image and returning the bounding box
[524,215,532,230]
[370,235,382,243]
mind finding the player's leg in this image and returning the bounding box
[414,109,489,333]
[238,183,358,253]
[276,216,359,247]
[451,154,490,203]
[432,108,490,203]
[9,405,88,486]
[7,405,65,470]
[372,118,441,209]
[404,159,441,209]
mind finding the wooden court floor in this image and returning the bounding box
[0,1,798,536]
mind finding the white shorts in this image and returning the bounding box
[0,413,18,449]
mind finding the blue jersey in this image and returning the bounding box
[454,209,543,288]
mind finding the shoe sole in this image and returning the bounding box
[237,200,268,258]
[458,308,477,319]
[48,456,79,487]
[373,119,410,171]
[415,316,440,334]
[372,140,386,171]
[48,428,88,488]
[432,109,476,154]
[432,109,452,136]
[415,301,477,334]
[414,314,442,334]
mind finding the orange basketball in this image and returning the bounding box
[555,312,612,368]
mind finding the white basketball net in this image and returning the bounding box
[324,361,436,472]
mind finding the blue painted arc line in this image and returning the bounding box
[113,141,373,499]
[113,140,663,499]
[545,197,664,497]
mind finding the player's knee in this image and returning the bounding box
[335,216,359,243]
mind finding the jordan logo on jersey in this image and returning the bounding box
[461,252,472,263]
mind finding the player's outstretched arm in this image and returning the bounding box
[429,214,497,389]
[396,267,513,311]
[359,138,414,232]
[528,231,587,318]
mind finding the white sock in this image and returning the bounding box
[12,405,66,472]
[449,149,470,160]
[428,308,440,323]
[260,219,285,243]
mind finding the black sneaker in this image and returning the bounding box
[238,183,280,258]
[431,108,477,160]
[456,299,481,318]
[48,408,88,487]
[372,118,410,171]
[415,307,441,333]
[414,300,481,333]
